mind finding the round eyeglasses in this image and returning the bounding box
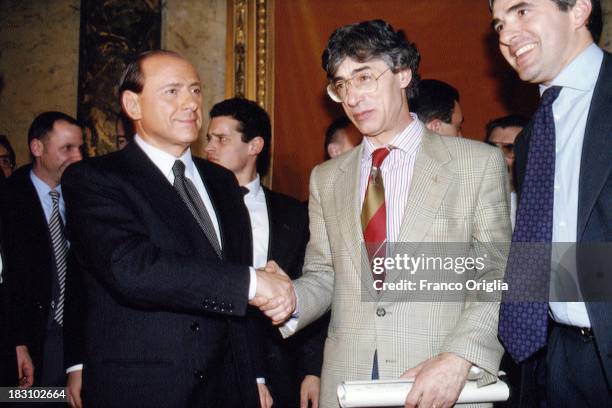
[326,68,391,103]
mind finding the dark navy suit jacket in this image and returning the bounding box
[62,142,260,408]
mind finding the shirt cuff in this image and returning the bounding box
[256,377,266,384]
[248,267,257,300]
[281,295,300,334]
[66,364,83,374]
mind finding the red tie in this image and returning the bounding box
[361,147,391,282]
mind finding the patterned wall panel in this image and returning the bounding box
[77,0,161,156]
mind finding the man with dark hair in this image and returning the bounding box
[257,19,510,408]
[410,79,464,137]
[61,50,291,407]
[114,111,134,150]
[206,97,327,408]
[492,0,612,406]
[324,116,361,160]
[486,114,528,228]
[3,111,83,393]
[0,135,16,178]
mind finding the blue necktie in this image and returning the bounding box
[498,86,562,363]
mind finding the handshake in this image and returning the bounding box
[249,261,297,325]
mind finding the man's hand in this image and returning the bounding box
[300,375,320,408]
[257,382,273,408]
[67,370,83,408]
[15,345,34,388]
[401,353,471,408]
[250,260,296,324]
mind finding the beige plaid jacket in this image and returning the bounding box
[282,129,511,407]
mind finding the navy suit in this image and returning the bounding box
[61,142,260,408]
[512,51,612,407]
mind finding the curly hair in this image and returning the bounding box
[321,20,421,99]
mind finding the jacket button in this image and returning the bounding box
[194,370,204,382]
[191,322,200,332]
[376,307,386,317]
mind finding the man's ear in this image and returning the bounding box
[30,138,43,158]
[327,143,340,159]
[249,136,264,156]
[425,119,442,133]
[398,68,413,89]
[122,91,142,121]
[571,0,593,31]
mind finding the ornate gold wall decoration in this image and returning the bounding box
[226,0,275,184]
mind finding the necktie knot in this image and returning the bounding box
[371,147,391,168]
[540,86,562,108]
[49,190,60,204]
[172,160,186,178]
[240,186,250,196]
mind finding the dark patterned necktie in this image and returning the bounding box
[49,190,68,326]
[172,160,222,257]
[361,147,391,282]
[499,86,562,362]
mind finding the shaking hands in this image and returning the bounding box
[249,260,296,325]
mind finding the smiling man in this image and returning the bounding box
[257,20,511,408]
[61,51,292,408]
[491,0,612,406]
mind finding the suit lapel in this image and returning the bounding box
[334,146,375,295]
[387,130,453,284]
[196,158,252,264]
[578,52,612,240]
[121,143,208,251]
[264,188,283,264]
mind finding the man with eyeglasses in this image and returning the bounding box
[0,135,16,179]
[256,19,511,408]
[485,114,528,229]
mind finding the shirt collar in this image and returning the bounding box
[244,174,262,198]
[134,134,194,181]
[540,43,603,95]
[362,113,423,162]
[30,169,61,198]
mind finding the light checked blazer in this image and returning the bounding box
[282,128,512,408]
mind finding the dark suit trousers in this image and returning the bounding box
[547,325,612,407]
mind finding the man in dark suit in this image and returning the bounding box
[3,111,84,393]
[205,97,328,408]
[61,51,292,408]
[0,205,17,386]
[492,0,612,406]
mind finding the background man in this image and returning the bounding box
[324,116,362,160]
[485,114,528,228]
[0,135,16,179]
[410,79,464,137]
[61,50,290,407]
[205,97,327,408]
[492,0,612,406]
[3,111,83,392]
[259,20,510,408]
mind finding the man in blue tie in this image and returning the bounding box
[491,0,612,406]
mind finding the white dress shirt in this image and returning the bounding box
[243,175,270,269]
[360,113,423,242]
[546,43,603,328]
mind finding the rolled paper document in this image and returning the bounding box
[337,378,510,407]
